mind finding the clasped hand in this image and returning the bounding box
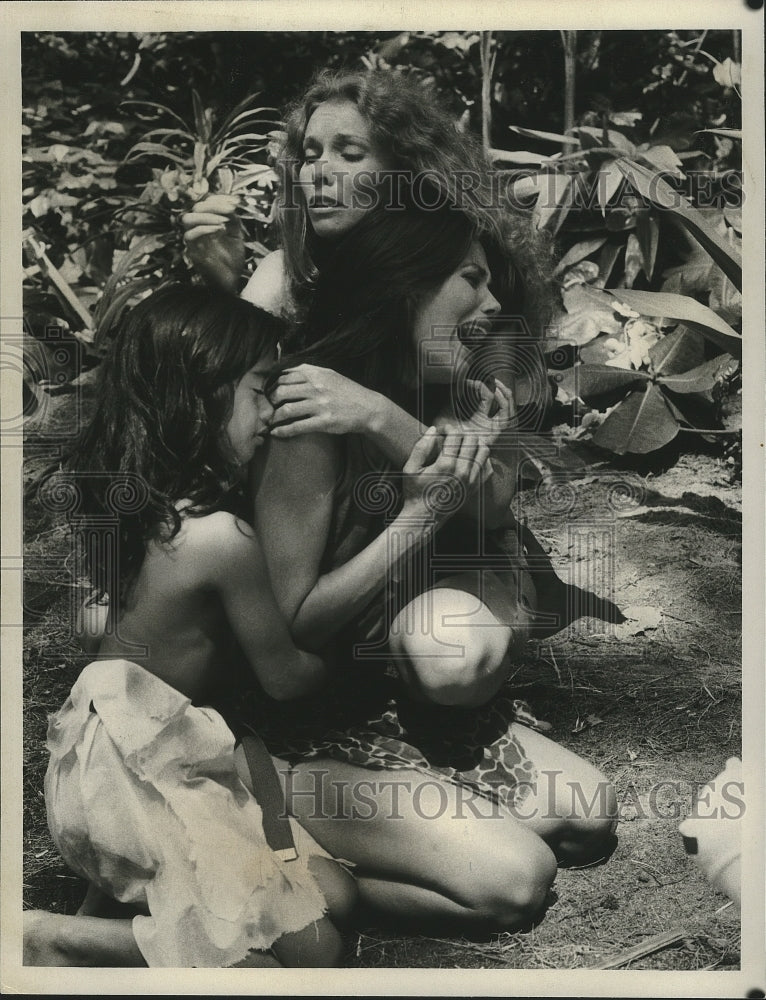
[269,363,384,438]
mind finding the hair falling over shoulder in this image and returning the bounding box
[54,285,284,600]
[275,68,556,337]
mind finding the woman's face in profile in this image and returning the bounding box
[411,242,501,385]
[298,99,390,239]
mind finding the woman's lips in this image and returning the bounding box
[308,197,343,210]
[458,319,492,342]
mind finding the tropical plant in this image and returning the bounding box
[91,90,280,340]
[493,82,742,456]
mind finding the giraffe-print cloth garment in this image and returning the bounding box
[228,670,550,816]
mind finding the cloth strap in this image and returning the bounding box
[238,732,298,862]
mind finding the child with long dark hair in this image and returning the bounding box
[24,285,363,967]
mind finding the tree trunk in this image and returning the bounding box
[561,30,577,155]
[480,31,493,154]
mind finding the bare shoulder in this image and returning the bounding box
[240,249,287,315]
[178,511,263,583]
[258,433,341,493]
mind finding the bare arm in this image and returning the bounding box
[270,365,517,529]
[202,512,327,700]
[252,429,485,650]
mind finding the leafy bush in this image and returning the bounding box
[21,30,744,468]
[494,101,742,456]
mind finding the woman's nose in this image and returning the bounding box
[312,158,335,187]
[482,288,501,316]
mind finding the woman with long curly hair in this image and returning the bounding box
[180,70,618,934]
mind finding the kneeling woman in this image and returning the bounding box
[234,206,619,934]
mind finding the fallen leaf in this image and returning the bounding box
[571,713,604,734]
[614,604,663,638]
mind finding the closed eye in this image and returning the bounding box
[463,266,489,288]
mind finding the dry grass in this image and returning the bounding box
[20,393,743,969]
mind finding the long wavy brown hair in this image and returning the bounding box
[59,285,283,600]
[275,69,556,337]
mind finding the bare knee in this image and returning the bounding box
[557,771,618,863]
[471,837,557,931]
[308,855,358,927]
[390,594,511,708]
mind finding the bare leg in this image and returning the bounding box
[501,724,618,864]
[270,758,557,933]
[23,910,324,969]
[270,854,357,968]
[23,911,145,967]
[389,588,514,707]
[390,587,617,863]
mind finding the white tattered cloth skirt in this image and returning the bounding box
[44,659,333,967]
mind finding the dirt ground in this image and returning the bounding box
[21,392,742,972]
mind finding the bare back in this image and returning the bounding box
[97,523,230,702]
[97,509,326,705]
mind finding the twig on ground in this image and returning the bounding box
[589,928,686,969]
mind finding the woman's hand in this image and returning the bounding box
[439,377,515,449]
[401,426,490,522]
[269,364,386,438]
[180,194,246,292]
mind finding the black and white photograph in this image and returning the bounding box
[1,1,764,995]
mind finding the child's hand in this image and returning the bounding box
[181,195,246,292]
[401,426,490,521]
[269,364,385,438]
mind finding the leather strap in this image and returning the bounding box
[239,732,298,862]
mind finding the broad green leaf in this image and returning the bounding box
[616,158,742,290]
[648,326,705,376]
[597,161,623,215]
[635,213,659,281]
[698,128,742,140]
[574,126,636,155]
[554,237,608,275]
[661,244,714,296]
[607,289,741,352]
[509,125,579,145]
[596,241,622,287]
[592,384,680,454]
[712,58,741,88]
[554,364,649,401]
[636,144,683,176]
[489,148,551,166]
[658,354,736,394]
[532,173,572,233]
